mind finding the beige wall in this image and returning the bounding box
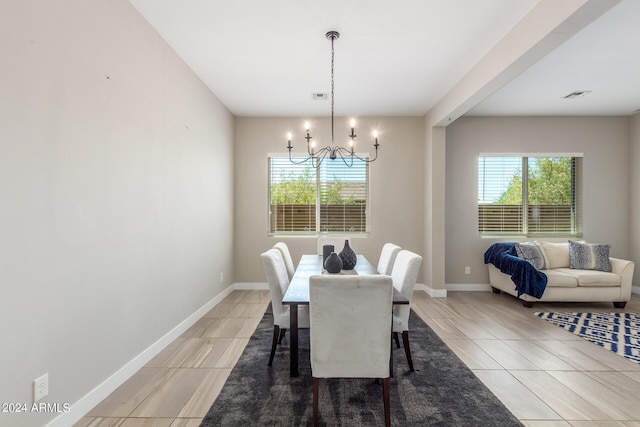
[0,1,234,425]
[234,117,424,283]
[422,125,447,292]
[631,113,640,270]
[445,116,631,287]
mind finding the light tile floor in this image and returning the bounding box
[74,290,270,427]
[75,290,640,426]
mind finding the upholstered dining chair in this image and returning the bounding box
[390,250,423,372]
[309,275,393,427]
[377,243,402,275]
[260,248,310,366]
[273,241,295,280]
[316,237,351,256]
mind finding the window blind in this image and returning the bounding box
[268,156,369,235]
[318,158,368,233]
[269,157,316,233]
[526,157,581,235]
[478,155,582,237]
[478,157,523,234]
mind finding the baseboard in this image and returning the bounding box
[418,283,447,298]
[47,285,235,427]
[446,283,493,292]
[418,283,495,296]
[446,283,640,295]
[234,282,268,290]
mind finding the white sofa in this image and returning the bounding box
[486,241,635,308]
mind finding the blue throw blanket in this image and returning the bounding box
[484,242,547,299]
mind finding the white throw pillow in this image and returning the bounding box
[515,242,546,270]
[535,241,570,269]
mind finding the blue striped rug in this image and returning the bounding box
[535,312,640,364]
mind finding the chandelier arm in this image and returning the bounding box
[336,148,355,168]
[316,146,332,157]
[314,150,330,168]
[334,146,352,156]
[351,148,378,163]
[289,153,311,165]
[333,145,378,163]
[288,151,316,165]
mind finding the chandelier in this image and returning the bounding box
[286,31,379,167]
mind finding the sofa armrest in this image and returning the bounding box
[610,257,634,301]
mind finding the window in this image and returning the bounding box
[478,154,583,237]
[268,156,369,235]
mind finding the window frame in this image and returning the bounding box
[477,153,583,238]
[267,154,370,237]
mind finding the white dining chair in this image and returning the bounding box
[377,243,402,275]
[260,248,310,366]
[273,241,295,280]
[390,250,423,372]
[309,274,393,427]
[316,237,351,256]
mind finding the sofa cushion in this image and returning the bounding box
[515,242,546,270]
[569,240,612,272]
[554,268,620,287]
[536,241,570,269]
[541,269,578,288]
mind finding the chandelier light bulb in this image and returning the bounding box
[287,132,292,141]
[305,121,310,131]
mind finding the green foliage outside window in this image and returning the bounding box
[497,157,573,205]
[270,168,316,204]
[270,167,359,205]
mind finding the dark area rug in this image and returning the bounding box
[201,306,522,426]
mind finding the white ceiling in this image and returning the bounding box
[128,0,640,118]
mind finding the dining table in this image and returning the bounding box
[281,254,410,377]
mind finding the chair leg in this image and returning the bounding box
[393,331,401,348]
[383,377,390,427]
[389,335,394,378]
[268,325,280,366]
[313,377,320,427]
[401,331,414,372]
[278,328,287,344]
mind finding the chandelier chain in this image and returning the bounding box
[330,35,335,144]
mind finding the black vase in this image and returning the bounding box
[324,252,343,273]
[339,240,357,270]
[322,244,335,266]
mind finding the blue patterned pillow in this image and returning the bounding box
[515,242,546,270]
[569,240,612,272]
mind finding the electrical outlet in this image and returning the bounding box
[33,373,48,402]
[464,266,471,275]
[220,272,224,282]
